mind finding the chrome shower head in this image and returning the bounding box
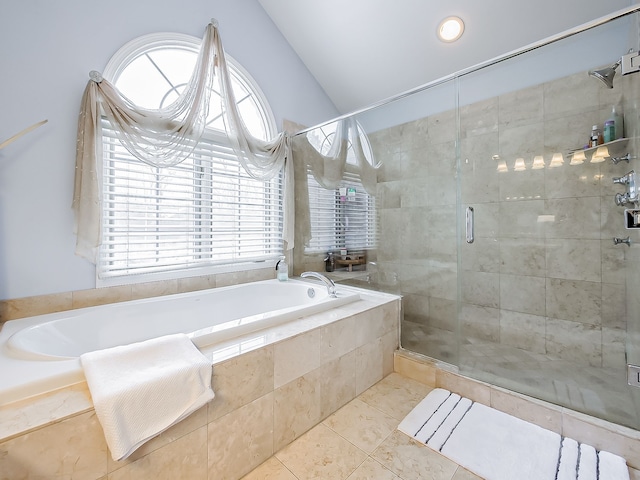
[589,60,621,89]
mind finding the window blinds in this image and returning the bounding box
[305,169,378,253]
[98,123,283,279]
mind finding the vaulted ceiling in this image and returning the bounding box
[259,0,634,114]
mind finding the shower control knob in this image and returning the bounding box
[613,175,629,185]
[615,192,630,206]
[614,236,632,246]
[615,192,640,206]
[612,154,634,165]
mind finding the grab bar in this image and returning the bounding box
[466,206,474,244]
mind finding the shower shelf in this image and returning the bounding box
[567,138,629,164]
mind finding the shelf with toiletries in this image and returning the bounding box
[566,106,628,164]
[567,138,630,164]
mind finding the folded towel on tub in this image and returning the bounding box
[80,333,214,461]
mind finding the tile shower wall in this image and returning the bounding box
[372,70,639,370]
[0,299,399,480]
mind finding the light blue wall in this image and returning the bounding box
[355,14,636,134]
[0,0,339,300]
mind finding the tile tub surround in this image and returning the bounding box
[394,350,640,473]
[0,286,400,480]
[0,267,278,326]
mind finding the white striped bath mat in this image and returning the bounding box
[398,388,629,480]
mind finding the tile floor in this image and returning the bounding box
[242,373,482,480]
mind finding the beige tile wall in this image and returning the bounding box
[0,298,400,480]
[371,70,640,369]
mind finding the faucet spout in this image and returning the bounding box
[301,271,337,298]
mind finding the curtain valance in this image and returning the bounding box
[297,117,379,196]
[293,117,380,249]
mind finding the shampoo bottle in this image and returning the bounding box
[604,120,615,143]
[611,106,624,140]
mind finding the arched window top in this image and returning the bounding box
[96,31,284,284]
[305,120,375,167]
[103,32,276,141]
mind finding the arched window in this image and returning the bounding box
[98,33,282,284]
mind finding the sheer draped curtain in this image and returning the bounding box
[298,117,378,195]
[293,117,380,247]
[72,20,292,263]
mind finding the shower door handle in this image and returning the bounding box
[465,206,474,244]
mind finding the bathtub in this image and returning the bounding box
[0,279,360,405]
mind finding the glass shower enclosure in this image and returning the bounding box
[292,7,640,430]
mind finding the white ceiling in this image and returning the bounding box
[258,0,635,114]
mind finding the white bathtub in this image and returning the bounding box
[0,279,360,404]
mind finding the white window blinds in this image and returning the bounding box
[306,168,378,253]
[93,33,284,282]
[98,125,283,279]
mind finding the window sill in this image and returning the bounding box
[96,259,279,288]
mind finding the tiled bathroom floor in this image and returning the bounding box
[242,373,482,480]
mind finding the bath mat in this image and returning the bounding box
[398,388,629,480]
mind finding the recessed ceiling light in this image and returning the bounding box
[437,16,464,43]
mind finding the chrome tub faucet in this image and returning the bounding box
[301,271,337,298]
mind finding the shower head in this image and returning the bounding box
[589,60,621,89]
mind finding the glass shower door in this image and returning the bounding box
[456,13,640,429]
[355,79,461,367]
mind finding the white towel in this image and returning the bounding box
[80,333,214,461]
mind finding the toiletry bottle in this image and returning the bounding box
[604,120,615,143]
[276,255,288,281]
[612,106,624,140]
[590,125,600,148]
[325,252,335,272]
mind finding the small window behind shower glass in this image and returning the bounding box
[304,121,378,254]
